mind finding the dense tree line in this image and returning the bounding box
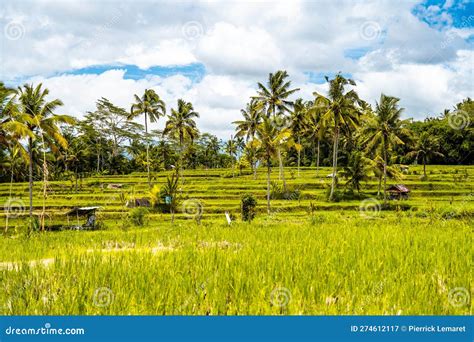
[1,72,473,213]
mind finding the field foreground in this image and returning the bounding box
[1,166,472,315]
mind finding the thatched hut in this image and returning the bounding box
[387,184,410,200]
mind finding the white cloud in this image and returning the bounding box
[1,0,473,137]
[196,22,282,76]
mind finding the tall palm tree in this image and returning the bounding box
[17,83,75,221]
[233,99,263,178]
[233,99,263,141]
[255,70,299,188]
[129,89,166,188]
[254,117,292,214]
[289,98,306,176]
[225,135,238,177]
[361,94,410,201]
[406,132,444,178]
[304,100,326,177]
[340,151,372,194]
[163,99,199,175]
[313,75,361,201]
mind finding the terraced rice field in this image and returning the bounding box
[0,165,472,315]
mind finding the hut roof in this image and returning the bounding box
[66,206,100,216]
[387,184,410,193]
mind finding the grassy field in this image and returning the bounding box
[0,165,472,315]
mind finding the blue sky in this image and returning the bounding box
[1,0,472,138]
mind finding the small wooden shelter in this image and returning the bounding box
[387,184,410,200]
[66,206,100,230]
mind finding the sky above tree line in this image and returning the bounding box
[1,0,473,138]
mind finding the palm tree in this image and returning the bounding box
[314,75,361,201]
[163,99,199,176]
[129,89,166,188]
[17,83,75,222]
[361,94,410,201]
[304,100,326,177]
[289,98,307,176]
[340,151,372,194]
[254,117,292,214]
[225,135,238,177]
[255,70,299,188]
[406,132,444,178]
[234,99,263,141]
[233,99,263,178]
[371,155,402,196]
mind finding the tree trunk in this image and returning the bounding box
[266,157,271,214]
[278,148,286,190]
[297,136,301,177]
[5,160,14,233]
[232,156,235,177]
[75,166,79,192]
[28,138,34,220]
[329,127,339,201]
[378,175,382,196]
[383,142,388,203]
[253,159,257,180]
[145,112,151,189]
[316,139,320,177]
[96,138,101,173]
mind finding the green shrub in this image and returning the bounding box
[241,194,257,222]
[128,207,149,226]
[270,181,302,200]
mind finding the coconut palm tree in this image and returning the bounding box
[361,94,410,201]
[233,99,263,141]
[289,98,307,176]
[233,99,263,178]
[313,75,361,201]
[254,117,292,214]
[371,155,402,196]
[304,100,327,177]
[255,70,299,188]
[406,132,444,178]
[129,89,166,188]
[340,151,372,194]
[225,135,238,177]
[17,83,75,221]
[163,99,199,175]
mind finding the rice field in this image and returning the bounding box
[0,166,472,315]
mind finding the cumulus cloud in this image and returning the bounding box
[1,0,473,138]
